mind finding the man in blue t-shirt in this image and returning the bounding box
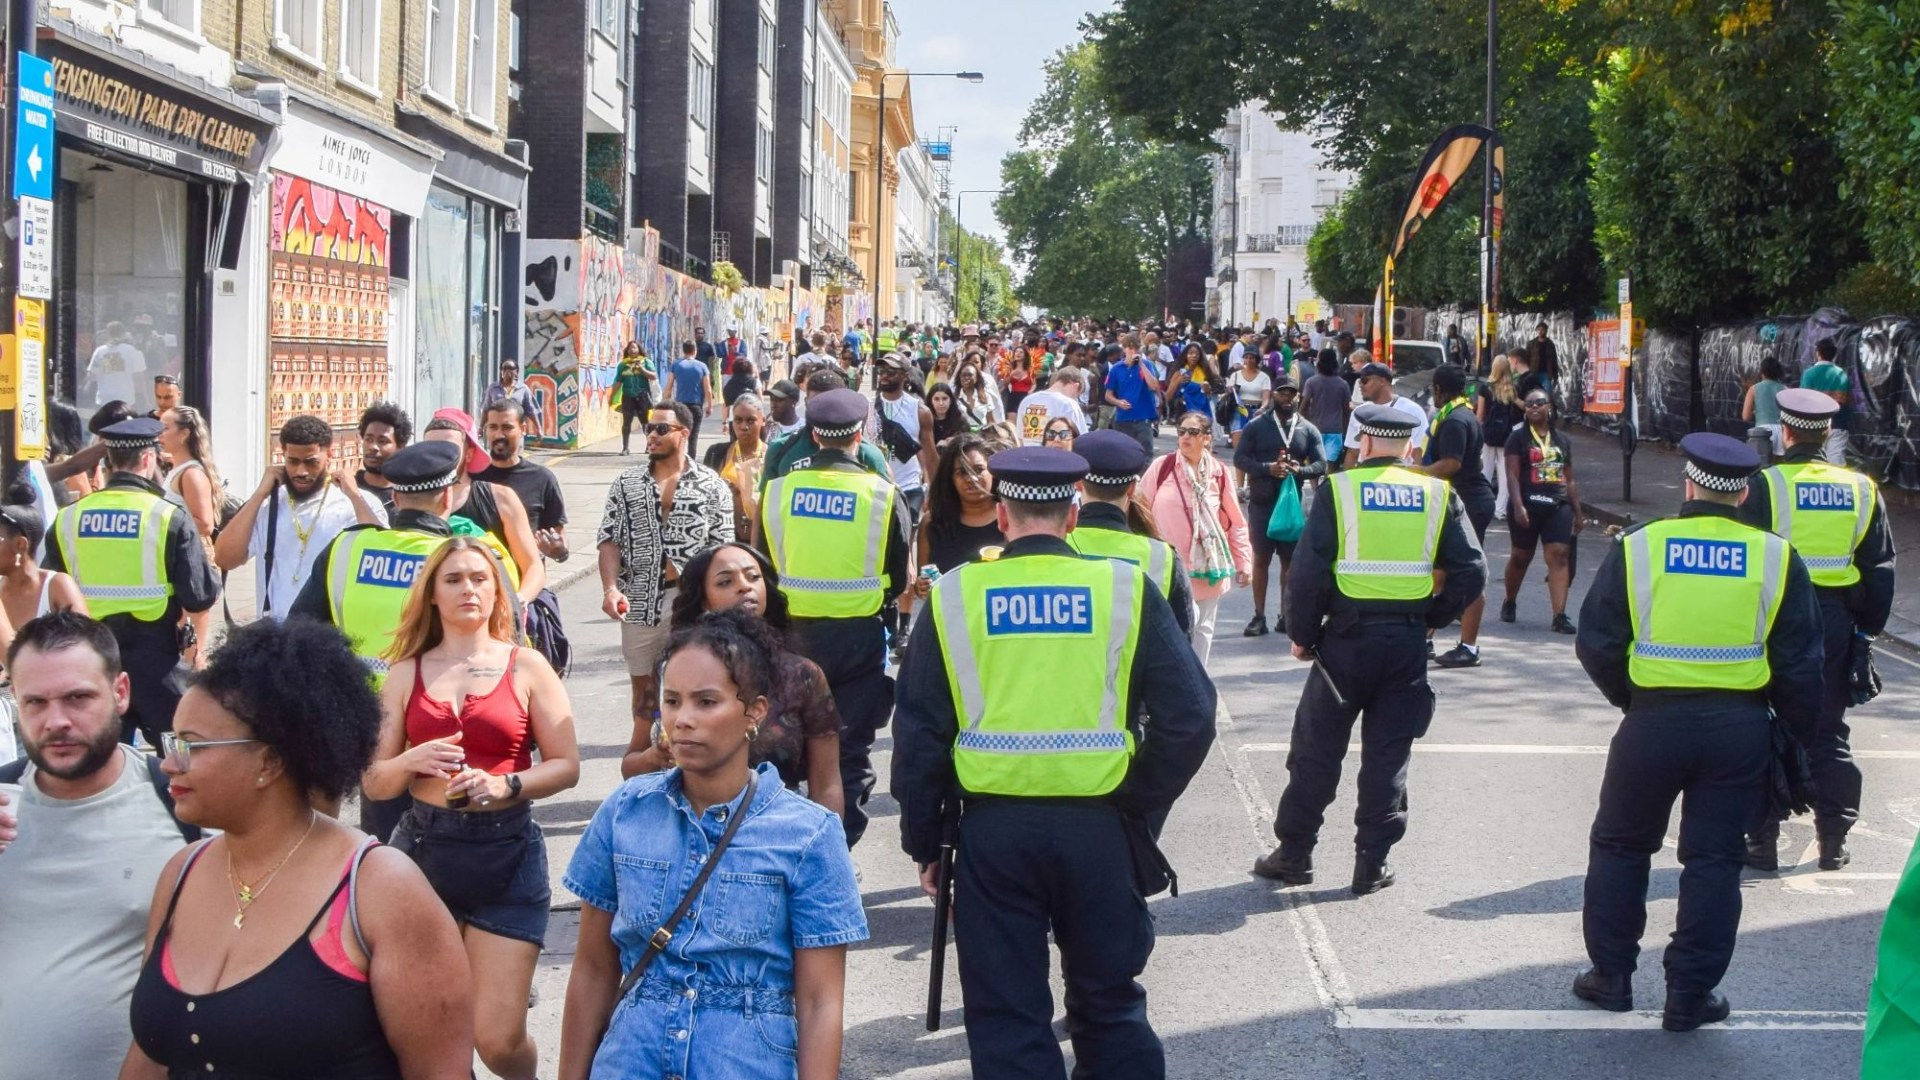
[1104,332,1162,456]
[663,340,713,459]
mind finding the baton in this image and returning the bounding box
[926,809,958,1032]
[1309,648,1349,708]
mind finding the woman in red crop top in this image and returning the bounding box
[362,537,579,1080]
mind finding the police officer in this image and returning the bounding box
[289,440,463,838]
[761,388,910,847]
[1253,404,1486,894]
[46,417,218,745]
[891,447,1216,1079]
[1069,429,1194,634]
[1739,388,1896,872]
[1571,433,1823,1030]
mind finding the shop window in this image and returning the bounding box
[424,0,461,103]
[274,0,322,62]
[466,0,499,125]
[339,0,381,92]
[141,0,201,36]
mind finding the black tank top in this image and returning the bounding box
[129,842,403,1079]
[456,478,504,540]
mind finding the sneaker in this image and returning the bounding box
[1499,599,1517,623]
[1435,644,1482,668]
[1426,638,1436,661]
[1272,614,1285,635]
[1552,613,1577,635]
[1243,614,1269,638]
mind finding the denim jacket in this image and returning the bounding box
[564,763,868,1079]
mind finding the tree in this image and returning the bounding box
[996,42,1213,317]
[1829,0,1920,293]
[938,212,1018,323]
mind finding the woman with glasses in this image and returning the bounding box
[362,537,581,1080]
[126,618,472,1079]
[1142,412,1252,666]
[915,434,1005,588]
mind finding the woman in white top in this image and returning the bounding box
[1228,350,1273,493]
[160,406,221,668]
[0,492,86,631]
[955,362,1004,428]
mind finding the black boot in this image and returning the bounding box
[1744,824,1779,872]
[1571,967,1633,1012]
[1818,834,1851,871]
[1252,846,1314,885]
[1662,988,1730,1032]
[1351,852,1395,895]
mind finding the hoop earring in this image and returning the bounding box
[746,726,759,743]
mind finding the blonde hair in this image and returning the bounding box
[163,406,222,494]
[384,537,517,662]
[1488,356,1517,406]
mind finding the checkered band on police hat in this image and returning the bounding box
[1684,461,1748,493]
[1780,409,1830,431]
[811,419,860,439]
[1083,470,1141,487]
[1357,418,1413,440]
[391,463,464,493]
[994,479,1078,503]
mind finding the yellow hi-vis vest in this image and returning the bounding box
[1325,465,1447,601]
[764,468,896,618]
[877,329,899,353]
[1068,524,1175,597]
[1762,461,1874,588]
[1621,516,1789,691]
[328,528,449,683]
[930,554,1142,797]
[54,488,178,621]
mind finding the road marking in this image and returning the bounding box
[1236,743,1920,760]
[1337,1008,1864,1031]
[1780,872,1902,895]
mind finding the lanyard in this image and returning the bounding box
[1531,425,1557,465]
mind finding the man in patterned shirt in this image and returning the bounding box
[597,401,736,762]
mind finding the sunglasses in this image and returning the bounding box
[1042,428,1074,442]
[645,422,684,436]
[160,733,261,772]
[1177,426,1211,437]
[1525,399,1552,408]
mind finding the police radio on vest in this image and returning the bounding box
[1360,482,1425,512]
[1796,483,1855,511]
[790,488,858,521]
[77,509,142,538]
[1665,539,1746,576]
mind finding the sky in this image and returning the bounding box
[887,0,1103,248]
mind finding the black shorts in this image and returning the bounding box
[1247,501,1298,563]
[1508,499,1574,550]
[392,800,550,946]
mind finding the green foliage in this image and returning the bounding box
[711,260,745,293]
[996,42,1213,317]
[940,212,1018,323]
[1829,0,1920,289]
[1824,262,1920,321]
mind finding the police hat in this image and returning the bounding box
[1354,403,1417,440]
[99,416,165,450]
[808,389,869,439]
[1073,430,1150,487]
[989,446,1088,503]
[1777,387,1838,431]
[1679,431,1761,493]
[383,440,465,493]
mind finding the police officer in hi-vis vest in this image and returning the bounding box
[760,388,909,847]
[1738,388,1896,873]
[891,446,1216,1079]
[46,416,219,745]
[1068,429,1194,634]
[1572,433,1823,1031]
[1253,404,1486,894]
[290,440,463,838]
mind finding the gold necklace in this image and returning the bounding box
[226,812,318,929]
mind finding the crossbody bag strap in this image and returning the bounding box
[260,482,281,616]
[616,771,759,1000]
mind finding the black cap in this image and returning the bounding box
[383,440,465,493]
[1777,388,1838,431]
[1357,362,1394,382]
[99,416,165,449]
[1680,432,1761,492]
[1272,372,1297,391]
[989,447,1088,503]
[808,388,869,438]
[1353,403,1418,440]
[877,352,910,371]
[766,379,799,401]
[1073,430,1150,486]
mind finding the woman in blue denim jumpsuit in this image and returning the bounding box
[559,610,868,1079]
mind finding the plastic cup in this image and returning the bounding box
[979,546,1005,562]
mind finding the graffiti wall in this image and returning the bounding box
[522,228,793,449]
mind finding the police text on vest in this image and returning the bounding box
[1796,483,1855,512]
[1665,539,1746,577]
[77,509,142,538]
[1360,482,1425,512]
[356,551,427,588]
[790,488,858,522]
[985,586,1094,635]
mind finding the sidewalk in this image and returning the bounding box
[1561,424,1920,653]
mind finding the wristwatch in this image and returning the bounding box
[505,773,524,799]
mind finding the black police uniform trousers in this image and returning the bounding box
[110,615,188,746]
[956,799,1162,1080]
[1583,698,1770,992]
[1273,617,1433,857]
[1799,595,1864,837]
[789,615,892,847]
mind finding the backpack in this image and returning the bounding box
[0,751,202,843]
[524,589,572,677]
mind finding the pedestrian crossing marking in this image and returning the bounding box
[1235,742,1920,760]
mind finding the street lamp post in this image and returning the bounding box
[874,70,982,339]
[955,188,1008,323]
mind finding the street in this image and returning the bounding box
[497,438,1917,1079]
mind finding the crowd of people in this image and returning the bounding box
[0,308,1906,1079]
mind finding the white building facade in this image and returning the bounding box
[1210,105,1353,329]
[811,20,855,267]
[893,140,947,326]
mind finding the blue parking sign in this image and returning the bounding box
[14,53,55,202]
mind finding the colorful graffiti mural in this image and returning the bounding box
[522,229,794,449]
[270,175,392,265]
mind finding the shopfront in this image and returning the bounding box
[42,33,272,427]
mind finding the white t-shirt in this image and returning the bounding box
[249,482,389,618]
[870,393,926,492]
[1017,389,1090,446]
[1231,370,1272,406]
[1344,394,1431,457]
[0,746,186,1080]
[85,342,147,406]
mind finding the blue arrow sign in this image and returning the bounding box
[14,53,56,203]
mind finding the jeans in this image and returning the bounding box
[1114,420,1155,459]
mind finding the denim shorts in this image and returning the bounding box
[392,800,551,946]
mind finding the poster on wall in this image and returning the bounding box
[267,174,392,465]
